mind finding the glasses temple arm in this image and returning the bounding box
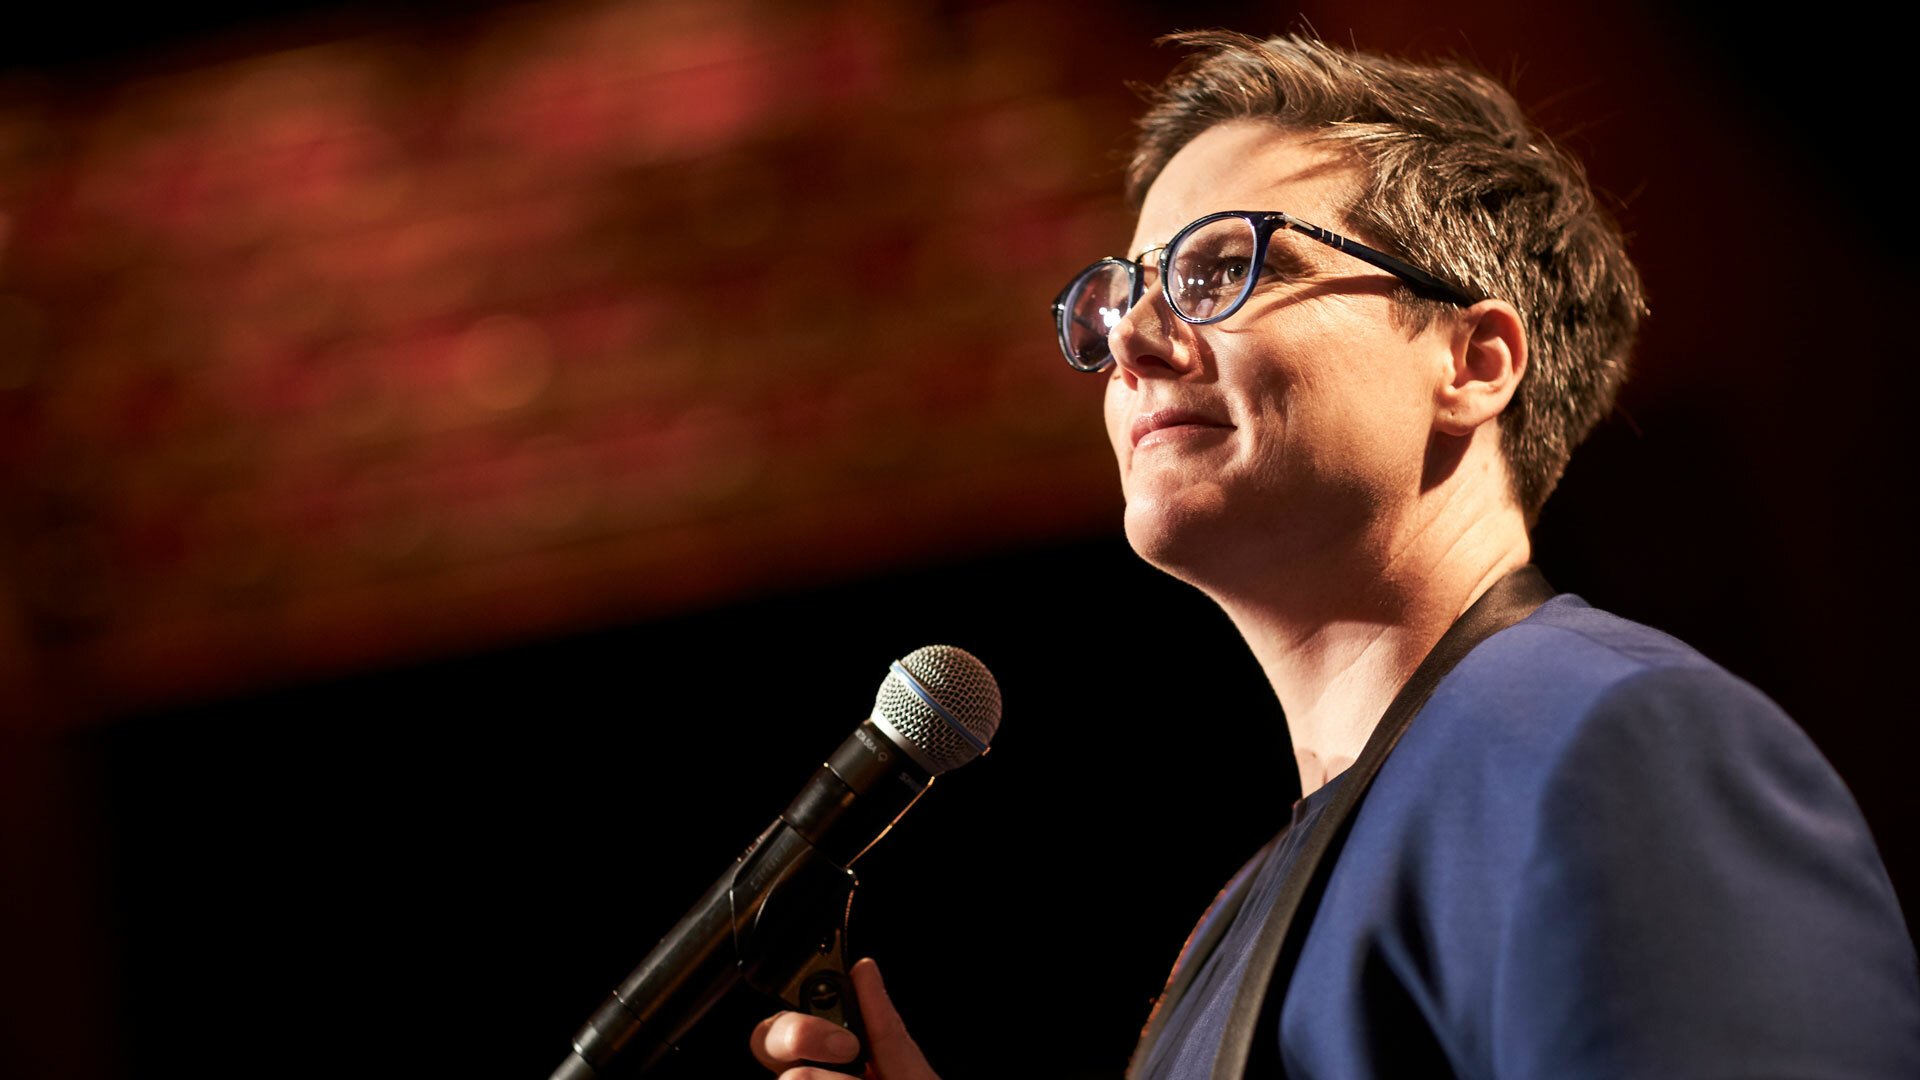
[1286,220,1476,306]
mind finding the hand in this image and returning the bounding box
[749,958,941,1080]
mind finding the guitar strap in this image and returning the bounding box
[1126,565,1556,1080]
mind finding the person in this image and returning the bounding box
[750,31,1920,1079]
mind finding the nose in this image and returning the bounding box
[1108,270,1194,389]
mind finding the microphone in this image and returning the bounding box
[548,645,1002,1079]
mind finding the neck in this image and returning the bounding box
[1203,483,1532,798]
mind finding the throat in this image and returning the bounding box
[1294,745,1355,797]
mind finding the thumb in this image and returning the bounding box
[850,958,940,1080]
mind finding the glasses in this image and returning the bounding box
[1050,210,1476,372]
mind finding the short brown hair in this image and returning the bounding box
[1128,32,1645,517]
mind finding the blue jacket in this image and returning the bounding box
[1146,595,1920,1078]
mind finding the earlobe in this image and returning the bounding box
[1434,299,1527,437]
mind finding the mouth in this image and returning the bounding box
[1131,407,1233,449]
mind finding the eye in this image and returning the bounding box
[1169,218,1259,286]
[1169,243,1257,320]
[1187,247,1254,291]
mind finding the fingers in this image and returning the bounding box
[751,959,941,1080]
[749,1009,861,1074]
[849,959,940,1080]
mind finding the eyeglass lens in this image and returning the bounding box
[1167,215,1259,323]
[1058,216,1265,370]
[1061,261,1133,371]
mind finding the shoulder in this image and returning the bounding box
[1309,595,1920,1076]
[1474,597,1885,894]
[1469,600,1920,1075]
[1404,593,1800,781]
[1392,593,1887,886]
[1344,596,1852,900]
[1442,592,1764,717]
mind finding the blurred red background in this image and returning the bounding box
[1,1,1910,1077]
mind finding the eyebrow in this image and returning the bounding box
[1262,231,1319,274]
[1128,235,1320,280]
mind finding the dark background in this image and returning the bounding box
[1,2,1911,1078]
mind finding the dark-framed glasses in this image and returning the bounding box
[1050,210,1476,372]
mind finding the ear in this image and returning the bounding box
[1434,299,1527,437]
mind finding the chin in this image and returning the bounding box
[1121,482,1332,595]
[1122,496,1229,585]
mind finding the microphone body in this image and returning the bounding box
[549,648,1000,1079]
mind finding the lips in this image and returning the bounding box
[1130,407,1233,448]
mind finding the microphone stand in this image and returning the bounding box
[549,720,938,1079]
[547,819,870,1079]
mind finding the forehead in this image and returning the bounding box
[1131,121,1360,256]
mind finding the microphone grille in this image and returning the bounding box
[871,645,1002,775]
